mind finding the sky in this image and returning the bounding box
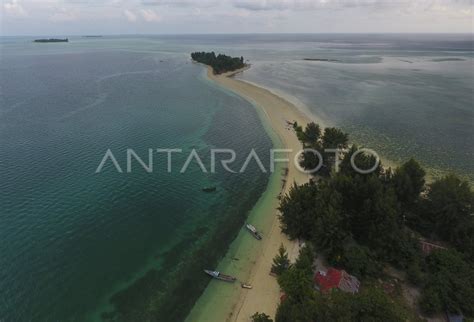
[1,0,473,36]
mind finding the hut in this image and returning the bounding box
[314,268,360,294]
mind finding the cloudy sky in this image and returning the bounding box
[1,0,473,35]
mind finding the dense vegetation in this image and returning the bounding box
[34,38,68,43]
[264,122,474,321]
[272,244,412,322]
[191,51,245,74]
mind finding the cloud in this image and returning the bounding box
[3,0,28,17]
[140,8,161,21]
[231,0,474,11]
[123,9,137,21]
[49,7,78,21]
[141,0,217,7]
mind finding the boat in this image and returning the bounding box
[202,186,216,192]
[241,283,252,289]
[204,269,236,282]
[246,223,262,240]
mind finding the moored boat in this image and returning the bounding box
[204,269,236,282]
[246,223,262,240]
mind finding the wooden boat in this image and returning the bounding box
[204,270,236,282]
[241,283,252,289]
[202,186,217,192]
[246,223,262,240]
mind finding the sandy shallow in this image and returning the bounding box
[186,66,312,322]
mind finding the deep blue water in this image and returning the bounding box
[0,37,273,321]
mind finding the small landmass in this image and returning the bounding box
[34,38,69,43]
[83,35,103,38]
[303,58,340,62]
[191,52,246,74]
[431,58,465,62]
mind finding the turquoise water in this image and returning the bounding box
[0,37,273,321]
[1,34,472,322]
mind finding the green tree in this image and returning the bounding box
[322,127,349,150]
[353,287,407,322]
[294,244,316,276]
[278,266,315,303]
[278,182,319,240]
[392,158,426,207]
[338,243,382,278]
[272,244,290,276]
[339,145,383,178]
[251,312,273,322]
[420,249,474,316]
[301,122,321,146]
[421,175,474,259]
[312,181,349,262]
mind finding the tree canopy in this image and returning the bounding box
[277,149,474,318]
[191,52,245,74]
[272,244,291,276]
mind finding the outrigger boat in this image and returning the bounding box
[204,270,236,282]
[246,223,262,240]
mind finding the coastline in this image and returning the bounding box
[186,65,311,321]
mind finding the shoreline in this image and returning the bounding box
[186,65,311,321]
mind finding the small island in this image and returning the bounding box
[191,52,246,74]
[34,38,69,43]
[303,58,340,62]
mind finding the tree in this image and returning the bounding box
[353,287,407,322]
[278,182,319,240]
[251,312,273,322]
[320,127,349,174]
[294,244,316,276]
[272,244,290,276]
[339,145,383,178]
[420,249,474,316]
[300,122,321,146]
[392,158,426,207]
[338,243,382,278]
[278,266,315,303]
[190,52,245,74]
[311,181,349,262]
[322,127,349,150]
[420,175,474,259]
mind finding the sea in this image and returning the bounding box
[0,34,472,322]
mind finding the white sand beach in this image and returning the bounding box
[186,65,313,321]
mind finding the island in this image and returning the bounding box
[303,58,340,62]
[34,38,68,43]
[191,51,246,74]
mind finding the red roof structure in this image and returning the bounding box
[314,268,360,294]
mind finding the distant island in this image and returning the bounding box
[303,58,340,62]
[34,38,68,43]
[83,35,103,38]
[191,52,246,74]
